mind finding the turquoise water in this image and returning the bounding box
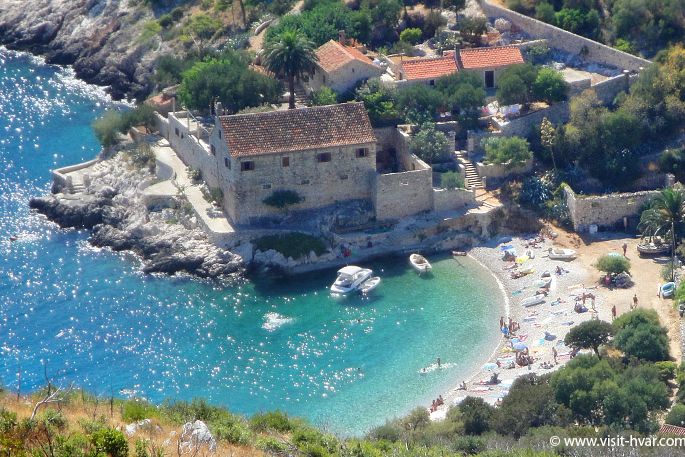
[0,48,502,435]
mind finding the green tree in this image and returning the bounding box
[458,17,487,46]
[639,187,685,279]
[540,116,558,170]
[564,320,613,358]
[355,80,399,126]
[496,63,538,106]
[92,110,123,147]
[178,57,281,112]
[310,86,338,106]
[91,429,129,457]
[399,27,422,44]
[410,123,450,164]
[264,29,318,110]
[396,84,442,123]
[262,190,304,209]
[593,254,630,274]
[458,397,494,435]
[183,13,222,53]
[613,309,670,361]
[482,136,532,165]
[666,404,685,427]
[533,67,568,103]
[535,1,556,22]
[435,72,485,126]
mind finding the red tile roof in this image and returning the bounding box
[458,46,524,70]
[315,40,377,73]
[660,424,685,436]
[399,55,458,81]
[219,103,376,158]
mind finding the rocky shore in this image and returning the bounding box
[29,150,243,278]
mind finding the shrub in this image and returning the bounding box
[399,27,422,44]
[563,320,613,358]
[482,136,532,165]
[0,408,17,433]
[310,86,338,106]
[93,110,124,147]
[533,67,568,103]
[410,122,450,164]
[213,415,252,445]
[250,411,297,432]
[496,63,538,105]
[127,144,156,172]
[655,361,677,382]
[440,171,465,189]
[188,168,202,182]
[593,254,630,274]
[253,233,327,259]
[122,399,156,422]
[666,404,685,427]
[613,309,670,361]
[120,104,156,132]
[91,429,129,457]
[262,190,304,209]
[459,397,494,435]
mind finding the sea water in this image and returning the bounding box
[0,48,502,435]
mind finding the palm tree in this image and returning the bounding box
[638,187,685,281]
[263,30,318,110]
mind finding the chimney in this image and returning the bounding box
[338,30,346,45]
[215,101,224,116]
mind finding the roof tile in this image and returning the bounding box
[400,55,458,81]
[316,40,377,73]
[458,45,524,70]
[219,103,376,158]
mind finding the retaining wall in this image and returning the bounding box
[479,0,650,71]
[433,188,476,213]
[374,162,434,221]
[166,112,220,189]
[476,158,534,179]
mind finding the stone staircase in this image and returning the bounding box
[455,151,484,190]
[294,84,310,106]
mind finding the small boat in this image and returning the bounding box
[534,277,552,289]
[520,294,546,307]
[548,248,577,260]
[359,277,381,294]
[452,250,467,257]
[330,266,373,294]
[410,254,432,273]
[660,282,676,298]
[637,243,670,255]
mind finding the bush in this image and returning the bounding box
[655,361,677,382]
[127,144,156,172]
[120,104,157,132]
[666,404,685,427]
[496,63,538,105]
[253,233,327,259]
[533,67,568,103]
[440,171,465,189]
[91,429,129,457]
[563,320,613,358]
[399,27,422,44]
[593,254,630,274]
[188,167,202,182]
[93,110,124,147]
[410,123,451,164]
[482,136,532,165]
[262,190,304,209]
[250,411,297,433]
[310,87,338,106]
[459,397,494,435]
[613,309,670,361]
[213,415,252,445]
[122,399,156,422]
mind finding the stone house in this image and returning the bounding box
[457,45,524,89]
[396,52,458,86]
[209,103,377,225]
[308,35,384,95]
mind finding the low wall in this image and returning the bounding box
[432,188,476,213]
[52,159,99,190]
[496,102,570,137]
[563,185,659,232]
[479,0,650,71]
[166,112,220,189]
[593,72,637,105]
[476,158,533,179]
[374,167,434,220]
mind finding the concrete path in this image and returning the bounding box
[150,143,235,236]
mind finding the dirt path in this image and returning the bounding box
[554,227,682,360]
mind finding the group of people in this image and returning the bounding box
[429,395,445,412]
[499,316,519,337]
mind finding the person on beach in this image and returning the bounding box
[622,243,628,257]
[500,316,505,329]
[552,347,558,365]
[633,294,639,309]
[501,325,509,337]
[437,357,441,368]
[611,304,617,321]
[458,381,467,390]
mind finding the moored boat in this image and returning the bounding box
[637,243,670,255]
[452,250,467,257]
[660,282,676,298]
[330,266,373,294]
[360,277,381,294]
[548,248,577,260]
[410,253,432,273]
[520,294,546,307]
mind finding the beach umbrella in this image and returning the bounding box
[512,342,528,351]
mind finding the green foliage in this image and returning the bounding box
[93,110,124,147]
[262,189,304,209]
[399,27,422,44]
[178,56,281,113]
[409,122,450,164]
[496,63,538,105]
[593,254,630,274]
[533,67,568,103]
[139,20,162,44]
[563,319,613,358]
[440,171,464,189]
[458,16,487,46]
[250,411,299,432]
[182,13,222,45]
[264,29,318,109]
[212,414,252,445]
[613,309,670,361]
[660,147,685,182]
[666,404,685,427]
[154,55,196,88]
[122,399,157,422]
[554,8,600,38]
[121,104,156,131]
[91,428,129,457]
[435,71,485,126]
[458,397,494,435]
[310,86,338,106]
[396,84,443,123]
[525,43,551,64]
[127,144,156,172]
[354,80,400,127]
[639,187,685,244]
[655,361,677,382]
[253,233,327,259]
[482,136,532,166]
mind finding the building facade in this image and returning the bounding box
[309,38,384,94]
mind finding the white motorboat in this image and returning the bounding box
[548,248,577,260]
[360,277,381,294]
[520,294,546,307]
[637,242,670,255]
[410,253,432,273]
[330,266,373,294]
[661,282,676,298]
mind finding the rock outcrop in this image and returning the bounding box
[30,151,244,279]
[0,0,174,99]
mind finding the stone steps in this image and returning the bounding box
[455,150,484,190]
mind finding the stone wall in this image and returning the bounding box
[563,185,659,232]
[166,112,220,189]
[309,59,383,94]
[374,166,434,220]
[433,188,476,213]
[479,0,651,71]
[593,72,638,105]
[496,102,570,137]
[476,158,534,179]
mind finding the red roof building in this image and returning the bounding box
[309,38,383,94]
[398,55,458,83]
[458,45,525,70]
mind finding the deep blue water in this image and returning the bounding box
[0,48,503,435]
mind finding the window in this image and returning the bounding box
[355,148,368,158]
[262,183,271,190]
[174,128,179,137]
[429,79,435,86]
[241,161,255,171]
[181,133,184,139]
[317,152,331,163]
[218,130,222,139]
[224,157,230,168]
[211,144,216,155]
[282,156,290,167]
[485,70,495,89]
[323,75,326,84]
[340,174,348,180]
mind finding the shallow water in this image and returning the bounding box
[0,48,503,435]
